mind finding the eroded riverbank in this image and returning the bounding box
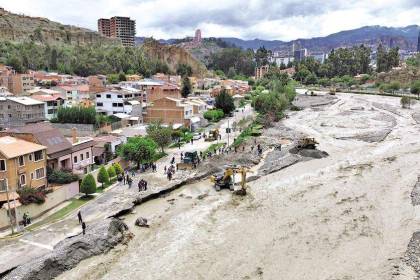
[34,92,420,279]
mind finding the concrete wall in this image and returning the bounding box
[51,123,96,137]
[0,181,79,229]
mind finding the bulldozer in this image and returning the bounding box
[210,166,250,195]
[176,151,199,170]
[296,137,318,150]
[205,129,219,142]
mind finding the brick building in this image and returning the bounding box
[98,16,136,47]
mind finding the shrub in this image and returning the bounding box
[17,187,47,205]
[107,165,116,178]
[113,163,123,175]
[97,165,109,187]
[401,96,413,108]
[55,106,97,124]
[80,174,96,196]
[47,169,79,184]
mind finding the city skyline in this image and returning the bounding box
[0,0,419,41]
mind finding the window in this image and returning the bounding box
[74,156,77,163]
[18,156,24,166]
[96,94,101,98]
[0,178,7,192]
[96,102,103,107]
[20,174,26,186]
[35,168,45,179]
[117,95,123,98]
[34,150,43,161]
[86,152,90,159]
[0,159,6,171]
[112,103,118,107]
[31,173,34,179]
[28,154,32,161]
[81,154,84,160]
[106,94,111,99]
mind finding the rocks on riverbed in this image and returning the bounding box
[135,217,149,228]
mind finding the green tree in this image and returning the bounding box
[146,121,172,153]
[176,63,193,77]
[107,165,116,178]
[97,165,109,188]
[80,174,96,197]
[215,89,235,114]
[181,76,192,98]
[118,72,127,82]
[117,137,158,169]
[255,46,271,67]
[304,73,318,85]
[113,162,124,175]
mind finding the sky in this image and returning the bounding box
[0,0,419,41]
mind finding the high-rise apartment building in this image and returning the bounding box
[97,16,136,47]
[417,31,420,53]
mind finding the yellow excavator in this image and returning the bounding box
[210,166,250,195]
[205,129,219,142]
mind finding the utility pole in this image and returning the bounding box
[4,181,14,234]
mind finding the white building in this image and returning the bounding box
[95,87,142,118]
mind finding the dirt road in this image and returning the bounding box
[59,92,420,280]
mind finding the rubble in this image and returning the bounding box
[3,218,130,280]
[135,217,149,228]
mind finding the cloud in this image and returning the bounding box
[0,0,419,40]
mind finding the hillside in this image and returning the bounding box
[0,7,118,45]
[142,40,208,77]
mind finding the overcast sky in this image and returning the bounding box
[1,0,419,40]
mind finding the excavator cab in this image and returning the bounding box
[210,168,234,191]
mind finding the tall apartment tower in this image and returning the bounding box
[417,31,420,52]
[98,16,136,47]
[194,29,202,44]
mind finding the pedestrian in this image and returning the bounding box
[242,146,245,152]
[171,156,175,165]
[23,213,27,227]
[123,174,126,185]
[82,222,86,235]
[191,138,194,144]
[234,146,237,153]
[128,177,133,188]
[200,151,203,158]
[126,174,130,184]
[144,180,148,190]
[251,146,254,152]
[164,165,167,174]
[77,211,83,224]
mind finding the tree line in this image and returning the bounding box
[0,41,170,77]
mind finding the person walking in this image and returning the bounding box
[128,177,133,188]
[164,165,167,174]
[77,211,83,224]
[82,222,86,235]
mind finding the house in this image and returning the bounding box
[6,123,94,175]
[144,97,194,128]
[0,136,47,208]
[95,87,143,120]
[54,84,91,107]
[31,94,65,120]
[88,75,107,93]
[92,134,126,165]
[0,72,35,95]
[0,97,46,129]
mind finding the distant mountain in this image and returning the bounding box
[137,25,420,53]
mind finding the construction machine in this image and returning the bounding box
[176,151,199,170]
[296,137,318,150]
[210,166,250,195]
[205,129,219,142]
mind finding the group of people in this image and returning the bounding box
[164,165,176,180]
[138,179,148,192]
[22,212,31,227]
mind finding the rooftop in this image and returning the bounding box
[6,96,45,106]
[0,136,46,159]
